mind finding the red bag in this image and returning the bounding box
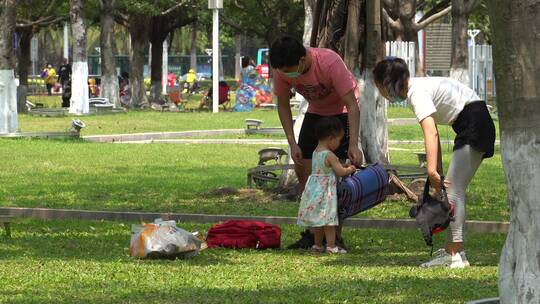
[206,220,281,249]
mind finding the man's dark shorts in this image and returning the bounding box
[298,112,349,160]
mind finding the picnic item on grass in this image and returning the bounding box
[337,164,389,220]
[206,220,281,249]
[130,219,203,259]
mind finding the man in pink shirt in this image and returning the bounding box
[270,35,362,193]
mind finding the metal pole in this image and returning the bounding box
[212,8,219,113]
[162,39,168,95]
[63,23,69,60]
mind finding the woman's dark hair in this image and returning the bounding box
[372,57,410,97]
[269,35,306,69]
[241,56,251,68]
[314,117,344,140]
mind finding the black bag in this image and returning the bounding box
[409,178,454,246]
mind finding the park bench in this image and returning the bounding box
[245,119,264,130]
[0,215,14,238]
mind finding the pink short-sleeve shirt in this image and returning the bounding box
[273,48,358,115]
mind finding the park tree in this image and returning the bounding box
[381,0,451,74]
[99,0,121,108]
[449,0,481,84]
[0,0,18,134]
[115,0,196,107]
[487,1,540,302]
[15,0,67,113]
[224,0,304,46]
[69,0,90,114]
[115,1,153,107]
[310,0,388,163]
[147,1,195,104]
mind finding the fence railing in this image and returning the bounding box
[468,44,495,103]
[385,41,415,107]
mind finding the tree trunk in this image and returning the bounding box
[0,0,18,134]
[129,17,149,108]
[190,23,197,71]
[16,27,32,113]
[303,0,316,45]
[488,1,540,303]
[69,0,89,115]
[361,0,389,164]
[100,0,121,108]
[234,33,241,81]
[449,0,470,84]
[149,36,165,104]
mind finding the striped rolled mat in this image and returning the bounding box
[337,164,389,220]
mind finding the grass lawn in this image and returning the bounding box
[0,139,508,221]
[1,108,508,303]
[17,107,499,143]
[0,219,503,303]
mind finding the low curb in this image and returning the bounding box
[0,207,508,233]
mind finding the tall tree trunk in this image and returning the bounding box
[69,0,89,115]
[361,0,388,164]
[0,0,18,133]
[128,17,149,108]
[303,0,316,45]
[16,27,32,113]
[488,1,540,303]
[190,23,197,71]
[149,35,165,104]
[100,0,120,108]
[450,0,472,84]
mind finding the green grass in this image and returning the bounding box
[0,219,503,304]
[0,139,508,221]
[1,108,508,303]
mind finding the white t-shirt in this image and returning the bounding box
[407,77,481,125]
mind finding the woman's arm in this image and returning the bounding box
[326,153,356,177]
[419,116,443,189]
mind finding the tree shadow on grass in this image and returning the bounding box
[2,274,499,304]
[0,220,503,268]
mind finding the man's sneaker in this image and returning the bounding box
[420,248,468,268]
[459,251,470,267]
[287,230,315,249]
[326,246,347,254]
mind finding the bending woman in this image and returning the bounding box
[373,57,496,269]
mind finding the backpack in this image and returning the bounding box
[409,178,455,247]
[337,164,389,220]
[206,220,281,249]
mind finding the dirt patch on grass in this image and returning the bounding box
[208,187,276,204]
